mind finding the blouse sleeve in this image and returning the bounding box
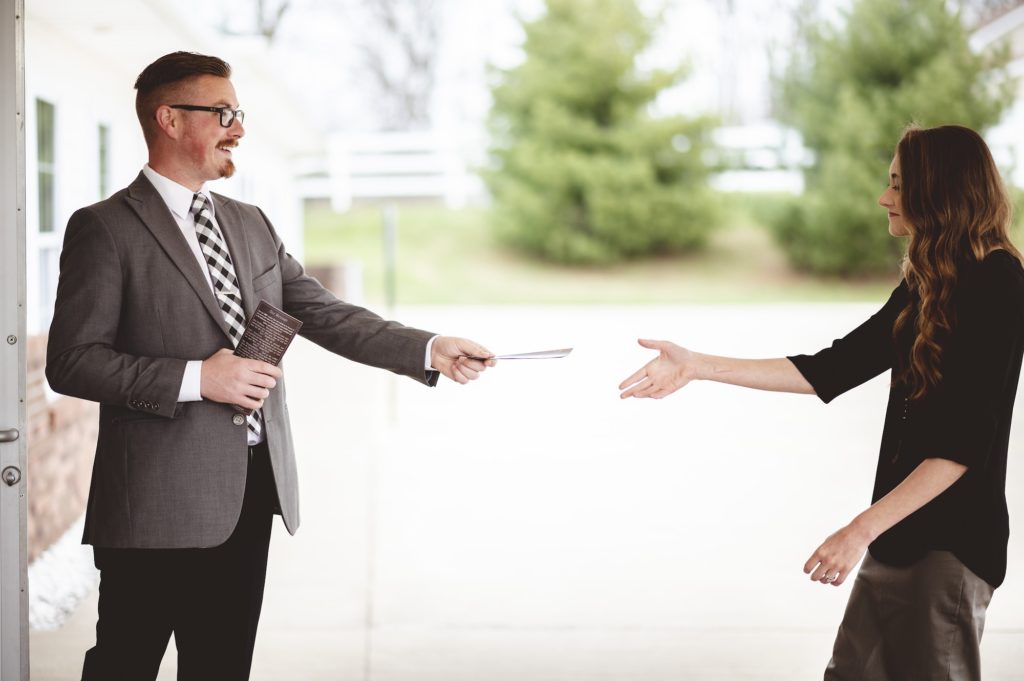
[787,282,909,404]
[915,256,1024,468]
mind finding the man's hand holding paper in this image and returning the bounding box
[430,336,498,384]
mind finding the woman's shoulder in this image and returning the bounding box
[962,248,1024,310]
[974,248,1024,282]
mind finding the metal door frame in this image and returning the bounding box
[0,0,29,678]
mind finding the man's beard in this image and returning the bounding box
[218,141,238,178]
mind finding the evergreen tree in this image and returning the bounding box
[484,0,720,264]
[774,0,1014,276]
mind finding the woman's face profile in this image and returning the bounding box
[879,155,910,237]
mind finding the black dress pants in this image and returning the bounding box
[81,442,277,681]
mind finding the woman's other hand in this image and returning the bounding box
[803,522,873,587]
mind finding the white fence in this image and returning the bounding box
[298,130,483,211]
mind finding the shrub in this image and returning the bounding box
[773,0,1014,275]
[483,0,721,264]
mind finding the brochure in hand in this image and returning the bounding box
[233,300,303,415]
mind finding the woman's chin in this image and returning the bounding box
[888,223,908,238]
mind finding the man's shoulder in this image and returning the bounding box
[210,191,265,218]
[70,186,136,224]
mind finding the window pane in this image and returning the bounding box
[36,98,55,233]
[37,246,58,330]
[38,171,53,233]
[99,124,110,199]
[36,99,53,164]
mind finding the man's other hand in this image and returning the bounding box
[201,348,282,410]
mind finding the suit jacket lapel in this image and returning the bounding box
[123,172,235,341]
[211,193,257,318]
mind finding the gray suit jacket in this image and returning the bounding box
[46,172,438,549]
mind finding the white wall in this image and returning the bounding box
[24,20,306,336]
[24,22,145,336]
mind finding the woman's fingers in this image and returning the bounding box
[621,378,657,399]
[805,541,855,587]
[806,559,838,584]
[638,338,669,351]
[618,366,648,392]
[633,381,662,398]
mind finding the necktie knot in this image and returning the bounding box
[190,193,212,220]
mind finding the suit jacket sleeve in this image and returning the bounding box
[45,207,187,417]
[256,207,440,386]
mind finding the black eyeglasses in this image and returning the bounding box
[169,104,245,128]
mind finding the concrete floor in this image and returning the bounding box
[29,304,1024,679]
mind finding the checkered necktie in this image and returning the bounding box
[190,193,262,438]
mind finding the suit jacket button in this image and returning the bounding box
[232,414,245,426]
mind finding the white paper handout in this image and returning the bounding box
[465,348,573,360]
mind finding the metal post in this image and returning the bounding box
[370,203,400,680]
[382,203,398,312]
[0,0,29,678]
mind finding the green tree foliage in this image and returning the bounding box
[484,0,720,264]
[774,0,1014,276]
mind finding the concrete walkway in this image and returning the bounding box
[29,304,1024,680]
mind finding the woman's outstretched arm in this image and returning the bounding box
[618,339,815,399]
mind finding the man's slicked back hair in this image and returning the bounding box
[134,51,231,145]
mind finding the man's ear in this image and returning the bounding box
[154,105,180,140]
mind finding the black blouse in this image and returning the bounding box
[788,249,1024,588]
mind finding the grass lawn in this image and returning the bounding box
[303,197,898,305]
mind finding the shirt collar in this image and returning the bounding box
[141,165,215,220]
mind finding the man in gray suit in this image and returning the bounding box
[45,51,495,680]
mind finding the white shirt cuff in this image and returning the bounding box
[177,360,204,402]
[425,335,439,370]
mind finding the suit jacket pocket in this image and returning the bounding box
[253,264,281,293]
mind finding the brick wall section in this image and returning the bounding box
[26,335,97,563]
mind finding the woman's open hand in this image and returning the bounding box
[618,339,698,399]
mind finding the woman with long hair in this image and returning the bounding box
[619,124,1024,679]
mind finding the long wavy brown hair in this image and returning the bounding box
[892,124,1022,399]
